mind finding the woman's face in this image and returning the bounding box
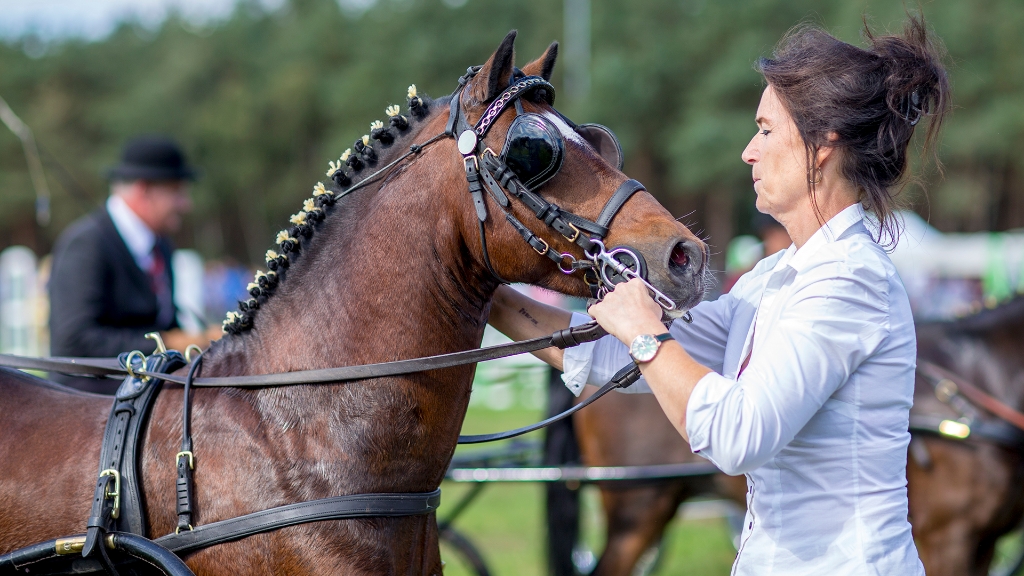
[741,86,810,221]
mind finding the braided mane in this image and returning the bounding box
[221,85,439,334]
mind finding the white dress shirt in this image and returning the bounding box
[107,194,175,327]
[563,204,924,575]
[107,194,157,272]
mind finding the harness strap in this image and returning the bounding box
[478,220,513,285]
[154,489,441,555]
[458,361,641,444]
[479,152,605,249]
[83,351,186,557]
[478,162,510,207]
[0,323,608,388]
[596,179,645,229]
[465,157,489,223]
[505,213,564,265]
[175,356,204,534]
[0,353,123,377]
[474,76,554,137]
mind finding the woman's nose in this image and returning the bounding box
[741,134,758,165]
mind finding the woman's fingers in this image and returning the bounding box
[588,279,665,344]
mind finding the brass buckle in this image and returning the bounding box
[562,222,581,243]
[99,469,121,519]
[463,155,479,172]
[176,450,195,470]
[533,237,550,256]
[55,536,86,555]
[175,524,194,534]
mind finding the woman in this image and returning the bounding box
[489,15,949,575]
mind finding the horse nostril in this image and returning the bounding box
[670,242,690,269]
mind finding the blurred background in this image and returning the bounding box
[1,0,1023,574]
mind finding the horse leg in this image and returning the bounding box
[591,481,691,576]
[574,389,706,576]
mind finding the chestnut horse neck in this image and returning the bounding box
[205,105,496,381]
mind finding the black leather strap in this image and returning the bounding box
[465,159,489,223]
[479,162,510,207]
[474,76,554,137]
[179,322,606,388]
[505,213,563,265]
[596,179,644,229]
[83,351,185,557]
[175,356,204,533]
[154,489,441,555]
[458,362,640,444]
[0,322,608,389]
[0,353,124,377]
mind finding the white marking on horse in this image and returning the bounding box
[542,111,587,147]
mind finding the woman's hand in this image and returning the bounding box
[588,279,666,346]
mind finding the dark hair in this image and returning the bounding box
[756,14,950,247]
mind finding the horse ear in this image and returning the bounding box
[468,30,517,104]
[521,42,558,81]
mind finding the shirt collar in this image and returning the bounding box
[777,203,866,273]
[107,194,157,261]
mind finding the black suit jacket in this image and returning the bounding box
[49,207,177,358]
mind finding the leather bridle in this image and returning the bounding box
[444,66,682,311]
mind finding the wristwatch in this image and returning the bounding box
[629,333,675,364]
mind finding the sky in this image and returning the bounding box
[0,0,284,42]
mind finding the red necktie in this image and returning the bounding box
[148,247,173,327]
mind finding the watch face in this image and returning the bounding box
[631,334,660,363]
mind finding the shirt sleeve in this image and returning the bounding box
[685,263,891,475]
[561,293,738,396]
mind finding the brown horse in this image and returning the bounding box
[908,299,1024,576]
[0,32,708,575]
[568,297,1024,576]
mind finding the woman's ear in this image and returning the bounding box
[815,132,841,168]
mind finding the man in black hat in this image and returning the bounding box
[49,135,219,392]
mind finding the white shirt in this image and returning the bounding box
[563,204,924,576]
[106,194,157,272]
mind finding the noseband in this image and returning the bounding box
[444,66,679,311]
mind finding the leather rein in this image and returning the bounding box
[0,320,633,445]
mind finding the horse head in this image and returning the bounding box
[427,30,707,315]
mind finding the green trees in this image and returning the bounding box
[1,0,1021,267]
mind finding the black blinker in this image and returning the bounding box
[500,114,564,190]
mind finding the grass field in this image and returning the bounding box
[440,405,737,576]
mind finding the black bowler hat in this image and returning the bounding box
[106,135,198,182]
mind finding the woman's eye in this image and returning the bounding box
[760,129,771,136]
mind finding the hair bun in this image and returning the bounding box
[870,14,949,129]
